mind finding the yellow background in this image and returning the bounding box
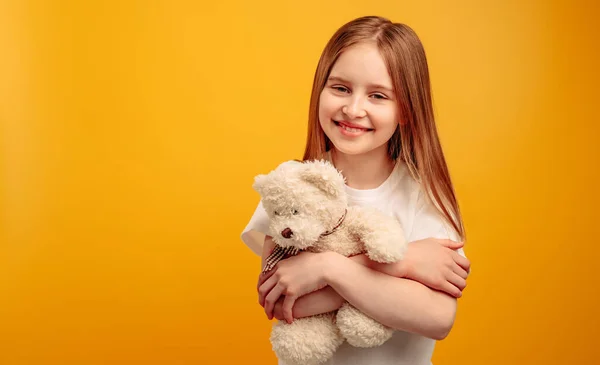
[1,0,598,364]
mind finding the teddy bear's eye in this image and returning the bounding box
[292,209,299,215]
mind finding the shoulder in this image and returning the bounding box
[389,161,460,241]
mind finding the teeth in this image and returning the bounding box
[340,124,365,133]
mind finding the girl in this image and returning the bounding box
[241,15,470,365]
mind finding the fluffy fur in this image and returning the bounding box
[253,160,408,365]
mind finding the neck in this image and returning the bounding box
[331,145,395,189]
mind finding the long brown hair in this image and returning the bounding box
[302,16,465,240]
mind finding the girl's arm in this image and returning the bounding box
[323,251,457,340]
[267,239,469,340]
[272,239,468,318]
[271,256,380,320]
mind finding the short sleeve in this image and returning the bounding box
[240,200,270,256]
[409,191,466,259]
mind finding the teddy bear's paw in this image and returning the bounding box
[336,302,394,348]
[270,314,344,365]
[353,209,407,263]
[364,240,405,264]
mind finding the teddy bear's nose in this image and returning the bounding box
[281,228,293,239]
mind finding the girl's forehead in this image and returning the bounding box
[329,43,392,89]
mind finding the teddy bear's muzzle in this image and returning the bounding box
[281,227,293,239]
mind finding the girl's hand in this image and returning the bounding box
[271,286,346,321]
[257,251,331,324]
[400,238,470,298]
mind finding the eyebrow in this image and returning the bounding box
[327,76,394,94]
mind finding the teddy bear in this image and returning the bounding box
[252,159,408,365]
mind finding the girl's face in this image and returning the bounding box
[319,42,399,158]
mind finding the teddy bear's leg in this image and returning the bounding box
[336,302,394,348]
[270,313,343,365]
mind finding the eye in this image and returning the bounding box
[332,85,350,93]
[291,209,299,215]
[371,93,387,100]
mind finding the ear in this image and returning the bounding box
[252,174,269,196]
[252,160,302,196]
[299,160,346,198]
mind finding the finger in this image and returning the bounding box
[447,271,467,292]
[257,268,277,291]
[442,280,462,298]
[258,274,279,308]
[437,239,464,249]
[273,299,285,320]
[452,251,471,272]
[452,262,469,279]
[264,283,285,320]
[282,294,298,324]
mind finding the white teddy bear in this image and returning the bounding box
[252,159,408,365]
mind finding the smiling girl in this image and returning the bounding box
[242,15,470,365]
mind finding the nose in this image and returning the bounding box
[281,228,293,239]
[342,96,367,119]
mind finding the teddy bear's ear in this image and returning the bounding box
[299,160,346,198]
[252,160,302,196]
[252,174,269,196]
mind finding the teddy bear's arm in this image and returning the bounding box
[349,208,406,264]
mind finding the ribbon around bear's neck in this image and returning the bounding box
[262,209,348,273]
[318,209,347,238]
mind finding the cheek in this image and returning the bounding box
[319,91,339,120]
[371,106,398,133]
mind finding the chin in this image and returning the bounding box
[328,139,381,157]
[331,144,369,156]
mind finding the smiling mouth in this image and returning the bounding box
[334,120,374,132]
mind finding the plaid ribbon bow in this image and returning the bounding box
[262,245,300,273]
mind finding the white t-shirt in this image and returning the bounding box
[241,157,465,365]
